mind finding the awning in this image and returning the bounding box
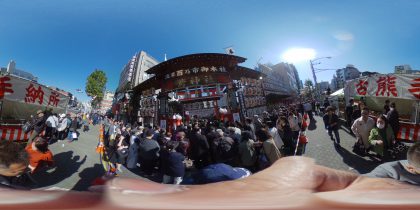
[331,88,344,96]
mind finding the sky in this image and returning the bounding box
[1,0,420,102]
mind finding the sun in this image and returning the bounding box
[281,48,316,63]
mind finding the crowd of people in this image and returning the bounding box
[98,103,314,185]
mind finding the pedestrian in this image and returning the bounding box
[368,115,395,161]
[138,129,160,176]
[126,131,140,169]
[114,134,129,172]
[288,109,301,143]
[45,113,59,144]
[345,99,354,128]
[57,114,69,140]
[188,125,210,169]
[277,116,295,156]
[25,137,54,174]
[384,99,391,115]
[255,129,282,166]
[27,110,46,146]
[161,141,185,185]
[69,115,79,142]
[323,106,341,146]
[351,107,376,155]
[238,131,257,172]
[387,102,400,139]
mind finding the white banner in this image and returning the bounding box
[345,74,420,100]
[0,75,70,109]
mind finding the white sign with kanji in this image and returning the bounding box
[0,75,70,109]
[345,74,420,100]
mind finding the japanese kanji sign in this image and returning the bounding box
[345,74,420,100]
[0,75,69,109]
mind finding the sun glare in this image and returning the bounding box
[281,48,316,63]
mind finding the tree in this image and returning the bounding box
[304,79,314,99]
[85,69,107,107]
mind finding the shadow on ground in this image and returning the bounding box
[32,151,87,188]
[334,146,379,174]
[308,119,317,131]
[72,164,104,191]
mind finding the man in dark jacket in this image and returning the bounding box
[138,129,160,175]
[323,106,340,146]
[387,102,400,138]
[189,126,210,169]
[27,110,46,146]
[345,99,354,128]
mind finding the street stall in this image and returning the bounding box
[0,74,70,142]
[240,77,267,118]
[344,74,420,142]
[330,88,345,118]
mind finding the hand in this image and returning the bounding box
[376,140,383,145]
[1,157,419,209]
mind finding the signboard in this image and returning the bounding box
[162,74,230,90]
[345,74,420,100]
[0,75,69,109]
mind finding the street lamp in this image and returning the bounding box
[310,56,331,98]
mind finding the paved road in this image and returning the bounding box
[32,125,104,191]
[304,115,381,174]
[34,115,389,190]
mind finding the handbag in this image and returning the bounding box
[352,140,366,156]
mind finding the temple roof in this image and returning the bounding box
[146,53,246,75]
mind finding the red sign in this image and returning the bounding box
[25,84,44,105]
[408,78,420,99]
[355,80,368,95]
[0,76,14,99]
[375,76,397,97]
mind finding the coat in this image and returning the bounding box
[351,117,375,148]
[126,136,140,169]
[189,133,210,160]
[263,139,282,165]
[368,126,394,156]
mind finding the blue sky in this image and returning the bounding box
[1,0,420,102]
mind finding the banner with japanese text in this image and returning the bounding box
[0,75,70,110]
[345,74,420,100]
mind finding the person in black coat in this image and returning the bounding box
[323,106,341,146]
[387,102,400,138]
[189,126,210,169]
[277,116,295,156]
[161,141,185,185]
[27,110,46,146]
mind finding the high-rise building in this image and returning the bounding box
[0,60,38,81]
[258,62,300,96]
[335,64,360,89]
[318,81,329,93]
[330,75,338,92]
[99,91,114,114]
[116,51,159,94]
[394,65,420,74]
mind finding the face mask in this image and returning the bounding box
[377,123,385,129]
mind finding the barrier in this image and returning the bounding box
[0,125,32,141]
[397,123,420,141]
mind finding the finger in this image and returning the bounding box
[313,177,420,208]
